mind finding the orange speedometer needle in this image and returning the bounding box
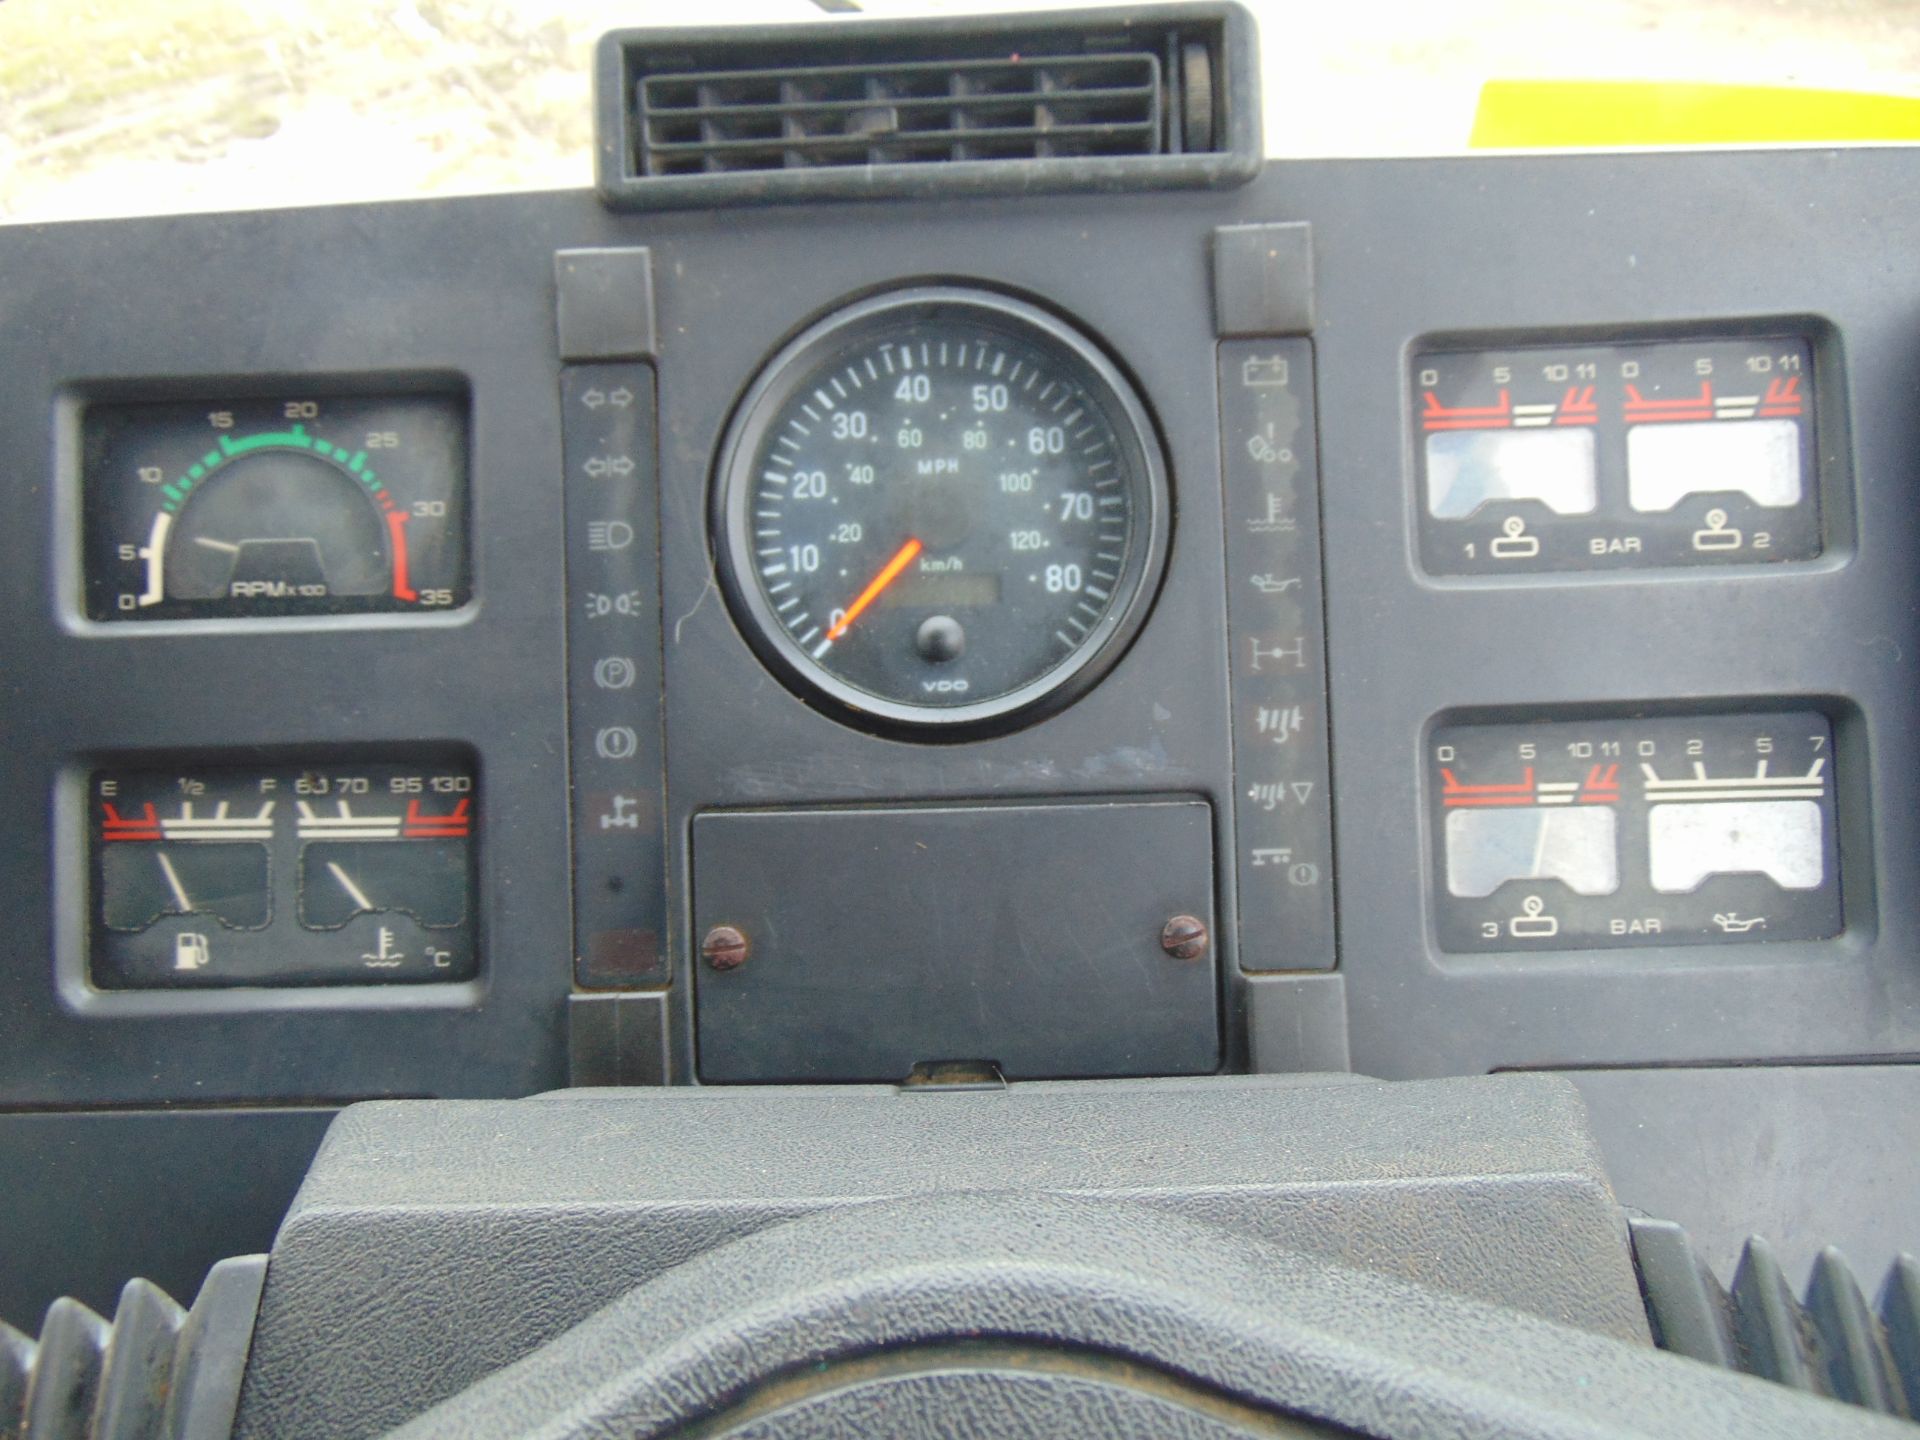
[827,537,922,642]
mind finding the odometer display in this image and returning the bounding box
[715,289,1168,732]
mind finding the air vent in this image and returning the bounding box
[641,55,1163,173]
[595,4,1260,211]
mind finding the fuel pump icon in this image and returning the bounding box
[173,933,211,970]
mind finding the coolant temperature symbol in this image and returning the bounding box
[362,927,405,968]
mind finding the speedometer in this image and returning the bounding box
[714,288,1169,734]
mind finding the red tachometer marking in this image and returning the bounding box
[387,511,417,602]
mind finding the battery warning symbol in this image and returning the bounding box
[1241,356,1289,389]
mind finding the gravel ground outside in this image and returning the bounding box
[1,0,1918,225]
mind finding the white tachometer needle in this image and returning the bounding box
[326,860,376,914]
[155,850,193,913]
[193,536,242,554]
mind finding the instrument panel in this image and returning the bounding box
[0,145,1911,1119]
[35,296,1878,1003]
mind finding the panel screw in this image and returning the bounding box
[702,925,749,971]
[1160,915,1209,961]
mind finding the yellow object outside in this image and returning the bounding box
[1471,80,1920,149]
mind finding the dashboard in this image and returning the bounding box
[2,110,1919,1338]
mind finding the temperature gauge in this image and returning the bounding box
[82,391,469,620]
[89,758,477,988]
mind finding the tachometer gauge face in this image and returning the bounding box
[714,289,1170,734]
[82,391,468,621]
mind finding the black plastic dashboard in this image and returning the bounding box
[4,140,1920,1328]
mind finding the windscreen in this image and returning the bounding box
[1,0,1917,225]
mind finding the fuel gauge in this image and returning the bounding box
[82,390,469,620]
[89,759,478,988]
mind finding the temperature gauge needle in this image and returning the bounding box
[326,860,377,915]
[823,537,922,650]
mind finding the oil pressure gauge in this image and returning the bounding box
[82,390,468,620]
[714,288,1169,734]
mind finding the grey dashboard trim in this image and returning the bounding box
[0,148,1914,1108]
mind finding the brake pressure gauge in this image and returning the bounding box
[714,288,1170,734]
[82,390,469,620]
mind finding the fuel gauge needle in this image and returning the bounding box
[819,537,922,656]
[326,860,377,916]
[156,850,193,914]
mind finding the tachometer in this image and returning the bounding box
[82,390,468,621]
[714,288,1169,733]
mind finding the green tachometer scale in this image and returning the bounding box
[82,393,469,621]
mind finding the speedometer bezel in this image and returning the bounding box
[712,285,1172,738]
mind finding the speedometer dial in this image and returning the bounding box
[714,289,1169,733]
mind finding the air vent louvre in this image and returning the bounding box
[641,55,1162,174]
[595,5,1260,210]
